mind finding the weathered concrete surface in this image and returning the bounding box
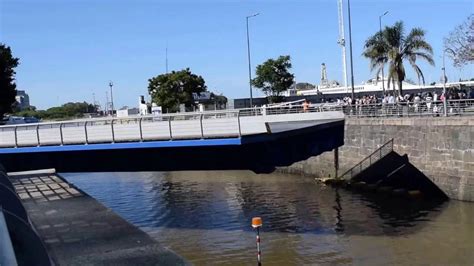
[9,172,188,265]
[280,117,474,202]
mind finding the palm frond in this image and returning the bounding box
[403,51,435,65]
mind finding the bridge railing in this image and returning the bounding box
[0,103,344,148]
[338,138,394,180]
[0,110,243,148]
[238,104,343,116]
[328,99,474,118]
[236,99,474,117]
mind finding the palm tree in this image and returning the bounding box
[363,21,435,96]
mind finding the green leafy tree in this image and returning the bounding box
[0,44,20,118]
[15,102,97,120]
[252,55,294,103]
[148,68,207,112]
[363,21,434,96]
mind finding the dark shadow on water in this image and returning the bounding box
[337,188,447,236]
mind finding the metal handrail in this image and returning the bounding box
[1,99,472,132]
[0,102,343,131]
[339,138,394,180]
[0,109,242,129]
[336,99,474,118]
[0,109,251,148]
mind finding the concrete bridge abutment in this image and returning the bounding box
[281,117,474,202]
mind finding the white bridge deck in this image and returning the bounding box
[0,108,344,148]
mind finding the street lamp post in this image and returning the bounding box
[246,13,259,108]
[379,11,389,95]
[109,81,115,116]
[442,50,448,117]
[347,0,355,102]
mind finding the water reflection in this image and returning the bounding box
[63,171,474,265]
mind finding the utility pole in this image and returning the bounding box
[442,50,448,117]
[347,0,355,102]
[246,13,259,108]
[337,0,348,91]
[109,81,115,117]
[379,11,389,95]
[92,92,96,112]
[105,91,109,115]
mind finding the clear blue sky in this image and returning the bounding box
[1,0,473,109]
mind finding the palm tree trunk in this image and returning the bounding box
[398,80,403,97]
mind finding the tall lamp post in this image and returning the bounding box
[379,11,389,95]
[109,81,115,116]
[246,13,259,108]
[442,49,448,117]
[347,0,355,102]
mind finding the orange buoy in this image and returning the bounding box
[252,217,262,228]
[252,217,263,265]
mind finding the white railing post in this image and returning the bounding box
[237,111,242,137]
[14,126,18,148]
[60,123,64,146]
[36,125,40,147]
[84,121,89,145]
[200,114,204,139]
[111,119,115,143]
[168,117,173,140]
[139,117,143,142]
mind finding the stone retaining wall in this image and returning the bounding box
[281,117,474,201]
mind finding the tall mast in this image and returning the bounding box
[337,0,349,91]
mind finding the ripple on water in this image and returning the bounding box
[63,171,474,265]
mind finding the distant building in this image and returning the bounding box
[192,92,228,111]
[15,90,31,110]
[138,96,149,115]
[117,106,140,118]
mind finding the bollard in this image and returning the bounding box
[252,217,262,266]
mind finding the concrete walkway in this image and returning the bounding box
[9,172,188,265]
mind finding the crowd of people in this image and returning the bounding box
[325,90,471,106]
[306,89,473,116]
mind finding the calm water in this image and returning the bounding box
[63,171,474,265]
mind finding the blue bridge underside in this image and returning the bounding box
[0,120,344,173]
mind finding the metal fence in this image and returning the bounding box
[338,138,394,180]
[238,99,474,117]
[332,99,474,118]
[0,104,346,148]
[0,110,243,148]
[2,99,468,148]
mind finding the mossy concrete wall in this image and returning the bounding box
[281,117,474,201]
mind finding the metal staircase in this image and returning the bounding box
[338,138,394,180]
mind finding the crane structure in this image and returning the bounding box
[336,0,349,92]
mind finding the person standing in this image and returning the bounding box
[302,100,310,112]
